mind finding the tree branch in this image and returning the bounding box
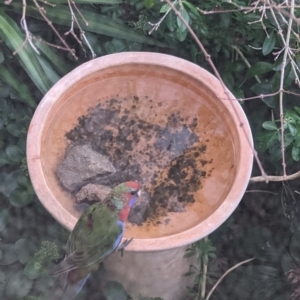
[162,0,267,181]
[205,258,255,300]
[250,170,300,183]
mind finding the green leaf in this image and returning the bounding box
[110,38,127,53]
[182,1,201,18]
[105,41,116,54]
[176,28,188,42]
[284,133,294,147]
[177,8,189,32]
[269,140,282,162]
[0,244,17,265]
[160,3,170,13]
[1,170,22,197]
[103,281,128,300]
[35,55,60,87]
[0,151,9,168]
[294,134,300,147]
[247,62,273,77]
[9,187,33,207]
[262,121,277,131]
[0,50,4,64]
[17,174,31,188]
[255,131,278,152]
[0,65,35,107]
[294,106,300,115]
[288,123,298,136]
[24,258,42,280]
[166,11,177,32]
[6,123,22,137]
[292,146,300,161]
[0,10,51,94]
[4,271,33,299]
[144,0,156,9]
[251,83,276,108]
[285,109,300,121]
[15,239,35,265]
[0,209,9,232]
[262,31,276,55]
[34,40,72,76]
[221,13,231,28]
[5,145,23,163]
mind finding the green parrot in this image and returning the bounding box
[49,181,140,299]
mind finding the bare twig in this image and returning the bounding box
[196,1,300,26]
[246,190,278,195]
[206,258,255,300]
[268,0,300,86]
[33,37,76,52]
[162,0,267,181]
[222,89,300,102]
[201,236,208,299]
[148,0,178,35]
[248,2,269,37]
[277,0,294,178]
[196,2,300,15]
[37,0,56,7]
[261,0,300,26]
[32,0,78,60]
[13,0,40,55]
[250,170,300,183]
[66,0,96,58]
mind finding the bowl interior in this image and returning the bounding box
[39,62,239,239]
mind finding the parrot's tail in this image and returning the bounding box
[49,272,90,300]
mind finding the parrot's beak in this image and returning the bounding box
[137,190,142,197]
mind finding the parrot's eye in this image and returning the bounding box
[130,190,138,195]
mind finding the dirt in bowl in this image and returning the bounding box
[58,95,214,228]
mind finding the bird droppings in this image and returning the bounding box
[57,95,215,228]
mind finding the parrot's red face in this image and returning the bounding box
[118,181,140,222]
[125,181,140,192]
[124,181,140,207]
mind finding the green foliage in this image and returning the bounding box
[255,107,300,167]
[184,238,216,299]
[24,241,60,280]
[0,90,34,207]
[104,281,128,300]
[102,280,164,300]
[0,0,300,299]
[0,239,59,298]
[210,224,300,300]
[5,271,33,299]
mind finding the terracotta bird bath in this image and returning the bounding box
[27,52,253,300]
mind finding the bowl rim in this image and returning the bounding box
[27,52,253,252]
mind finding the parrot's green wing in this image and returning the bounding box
[50,204,123,276]
[69,204,122,265]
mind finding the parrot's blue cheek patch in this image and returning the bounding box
[129,197,137,207]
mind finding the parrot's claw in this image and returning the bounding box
[117,238,133,256]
